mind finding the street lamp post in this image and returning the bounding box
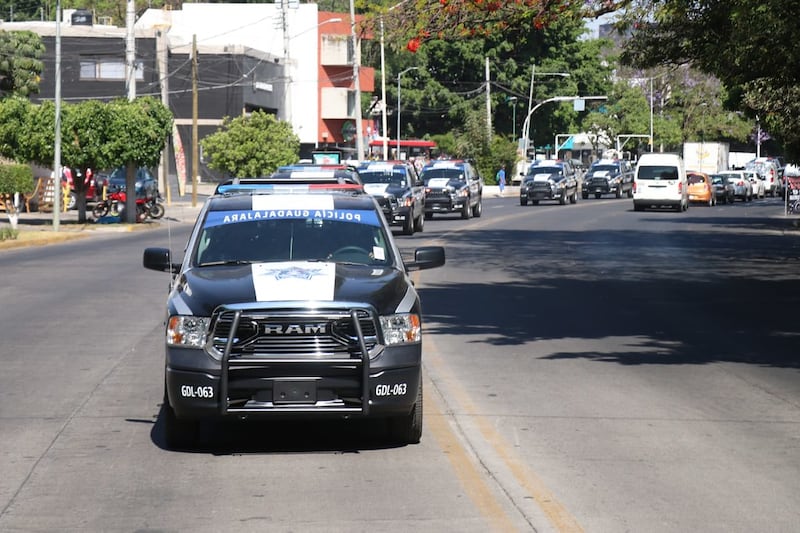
[508,96,518,140]
[520,96,608,159]
[396,66,418,159]
[522,68,570,157]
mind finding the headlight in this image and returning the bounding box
[167,315,210,348]
[380,313,421,345]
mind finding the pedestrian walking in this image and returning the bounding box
[496,166,506,196]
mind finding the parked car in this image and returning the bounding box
[581,158,634,199]
[99,167,158,199]
[710,173,735,204]
[687,171,716,206]
[356,160,426,235]
[717,171,753,202]
[632,152,688,212]
[745,158,781,197]
[746,170,765,199]
[519,159,579,206]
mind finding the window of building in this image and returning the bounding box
[79,60,144,81]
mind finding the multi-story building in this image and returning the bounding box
[0,3,374,182]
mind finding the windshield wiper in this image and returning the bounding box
[198,260,255,267]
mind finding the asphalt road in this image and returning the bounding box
[0,193,798,532]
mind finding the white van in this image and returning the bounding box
[633,153,688,212]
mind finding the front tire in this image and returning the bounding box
[387,377,423,445]
[472,198,482,217]
[461,198,472,219]
[402,211,415,235]
[148,202,165,219]
[413,209,425,232]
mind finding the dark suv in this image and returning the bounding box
[420,159,483,219]
[581,159,634,199]
[519,159,578,205]
[143,179,445,449]
[356,161,426,235]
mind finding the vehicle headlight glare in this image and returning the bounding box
[167,315,210,348]
[380,313,421,345]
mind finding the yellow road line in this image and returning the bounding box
[425,392,520,532]
[425,337,584,533]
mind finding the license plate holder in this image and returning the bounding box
[273,380,317,404]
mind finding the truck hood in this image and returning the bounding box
[168,261,417,317]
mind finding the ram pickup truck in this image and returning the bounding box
[144,177,445,449]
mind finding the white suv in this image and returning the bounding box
[633,153,688,212]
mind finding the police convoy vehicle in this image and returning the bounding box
[581,158,634,199]
[519,159,579,205]
[419,159,484,219]
[143,173,445,449]
[356,161,426,235]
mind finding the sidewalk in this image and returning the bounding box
[0,182,215,250]
[484,185,519,198]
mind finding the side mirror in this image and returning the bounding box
[143,247,180,273]
[405,246,445,271]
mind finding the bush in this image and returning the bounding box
[0,226,19,241]
[0,163,35,196]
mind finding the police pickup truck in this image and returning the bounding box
[420,159,484,219]
[143,175,445,449]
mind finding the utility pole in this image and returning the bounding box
[485,57,491,143]
[192,35,199,207]
[157,28,171,204]
[281,0,292,126]
[125,0,136,100]
[349,0,364,160]
[53,0,62,230]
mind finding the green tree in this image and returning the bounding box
[0,96,172,223]
[365,0,627,48]
[200,111,300,178]
[369,16,612,158]
[618,0,800,159]
[0,30,44,98]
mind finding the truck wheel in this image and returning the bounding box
[472,198,482,217]
[559,193,567,205]
[387,377,423,445]
[402,212,415,235]
[570,191,578,204]
[520,197,528,206]
[414,210,425,232]
[162,395,199,450]
[461,199,472,219]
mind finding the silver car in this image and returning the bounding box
[717,171,753,202]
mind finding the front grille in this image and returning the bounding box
[530,182,553,193]
[426,189,451,199]
[211,309,378,359]
[590,177,610,189]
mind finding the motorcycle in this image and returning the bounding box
[143,193,165,219]
[92,187,148,223]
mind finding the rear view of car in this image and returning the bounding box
[687,171,715,206]
[632,153,688,212]
[718,171,753,202]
